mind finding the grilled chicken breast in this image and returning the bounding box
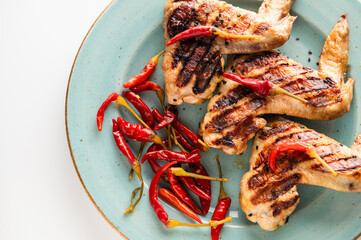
[240,117,361,231]
[163,0,297,105]
[200,14,354,155]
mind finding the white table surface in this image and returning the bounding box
[1,0,122,239]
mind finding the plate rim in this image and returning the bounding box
[65,1,361,239]
[65,0,127,239]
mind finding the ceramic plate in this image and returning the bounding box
[66,0,361,239]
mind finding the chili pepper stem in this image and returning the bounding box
[198,139,210,152]
[166,216,232,228]
[213,28,261,40]
[171,126,188,153]
[308,148,337,176]
[153,135,168,150]
[115,96,151,128]
[129,142,146,179]
[272,86,308,103]
[124,162,144,214]
[216,155,229,200]
[156,89,166,112]
[170,168,228,182]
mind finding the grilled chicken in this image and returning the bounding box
[240,117,361,231]
[199,14,354,155]
[163,0,297,105]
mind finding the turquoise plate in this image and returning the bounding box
[66,0,361,239]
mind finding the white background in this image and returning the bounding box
[1,0,122,239]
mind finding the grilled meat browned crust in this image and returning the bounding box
[199,14,354,154]
[163,0,296,105]
[240,117,361,231]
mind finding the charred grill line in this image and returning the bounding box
[250,173,301,205]
[193,50,223,94]
[271,195,300,217]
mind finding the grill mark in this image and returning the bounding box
[271,195,300,217]
[252,22,270,35]
[207,98,265,132]
[314,144,340,158]
[312,156,361,172]
[231,13,254,34]
[250,173,301,205]
[168,2,196,38]
[172,40,199,69]
[197,2,215,23]
[176,40,212,87]
[193,50,223,94]
[282,77,337,95]
[212,85,254,111]
[258,123,297,140]
[252,64,312,83]
[213,116,258,147]
[305,89,342,107]
[235,52,289,74]
[212,85,255,111]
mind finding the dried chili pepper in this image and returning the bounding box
[150,161,232,228]
[168,168,203,215]
[123,91,155,128]
[112,119,144,214]
[211,155,232,240]
[146,140,170,181]
[178,176,211,200]
[223,72,308,103]
[96,92,119,131]
[166,26,261,46]
[158,188,202,224]
[172,119,210,152]
[268,142,337,175]
[152,109,194,151]
[141,149,201,164]
[149,161,178,226]
[189,163,212,215]
[116,117,165,148]
[123,50,165,88]
[130,81,166,112]
[154,105,178,130]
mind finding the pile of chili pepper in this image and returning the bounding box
[96,50,233,238]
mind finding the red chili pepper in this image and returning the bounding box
[158,188,202,224]
[149,161,178,226]
[223,73,307,103]
[154,105,178,130]
[189,163,212,215]
[112,119,144,214]
[146,140,170,180]
[211,156,231,240]
[129,81,162,92]
[123,50,165,88]
[112,119,138,166]
[116,117,163,145]
[152,109,194,151]
[141,149,201,164]
[179,176,211,200]
[166,26,261,46]
[123,91,155,128]
[268,142,337,175]
[172,119,209,152]
[96,92,119,131]
[168,168,203,215]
